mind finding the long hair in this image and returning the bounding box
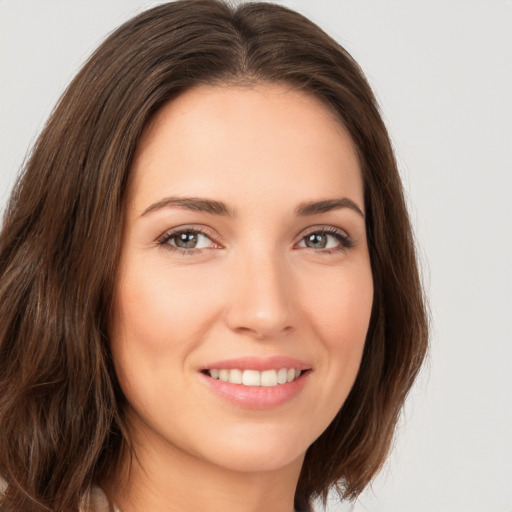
[0,1,428,510]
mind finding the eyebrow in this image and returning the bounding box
[295,197,364,218]
[141,196,235,217]
[141,195,364,218]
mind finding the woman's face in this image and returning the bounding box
[111,83,373,475]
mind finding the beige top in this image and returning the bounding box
[81,485,121,512]
[0,476,120,512]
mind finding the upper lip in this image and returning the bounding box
[200,356,312,372]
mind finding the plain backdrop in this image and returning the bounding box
[1,1,511,511]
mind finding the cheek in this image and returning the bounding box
[306,262,373,346]
[109,267,209,422]
[282,260,373,444]
[303,261,373,401]
[110,261,229,409]
[113,261,218,353]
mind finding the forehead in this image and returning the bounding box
[128,83,363,214]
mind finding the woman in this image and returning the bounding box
[0,1,428,511]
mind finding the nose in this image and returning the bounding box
[224,249,297,341]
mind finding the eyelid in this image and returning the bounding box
[299,225,349,238]
[295,225,354,251]
[156,225,221,252]
[155,224,354,255]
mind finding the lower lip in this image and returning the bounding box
[199,371,310,410]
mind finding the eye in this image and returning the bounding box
[157,227,219,253]
[297,227,353,252]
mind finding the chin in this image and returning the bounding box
[209,444,305,474]
[190,422,313,473]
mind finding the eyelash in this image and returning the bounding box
[300,226,354,253]
[156,226,354,256]
[156,227,218,256]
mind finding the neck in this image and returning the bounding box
[105,417,305,512]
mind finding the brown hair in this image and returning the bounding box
[0,1,428,510]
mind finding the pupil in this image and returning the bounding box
[177,232,198,248]
[306,233,326,249]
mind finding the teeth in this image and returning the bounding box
[242,370,260,386]
[261,370,277,387]
[277,368,288,384]
[207,368,303,386]
[229,368,243,384]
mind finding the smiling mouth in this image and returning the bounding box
[203,368,306,387]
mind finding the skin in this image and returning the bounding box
[108,83,374,512]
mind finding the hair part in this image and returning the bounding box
[0,1,428,510]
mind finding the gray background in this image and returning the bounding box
[1,1,511,511]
